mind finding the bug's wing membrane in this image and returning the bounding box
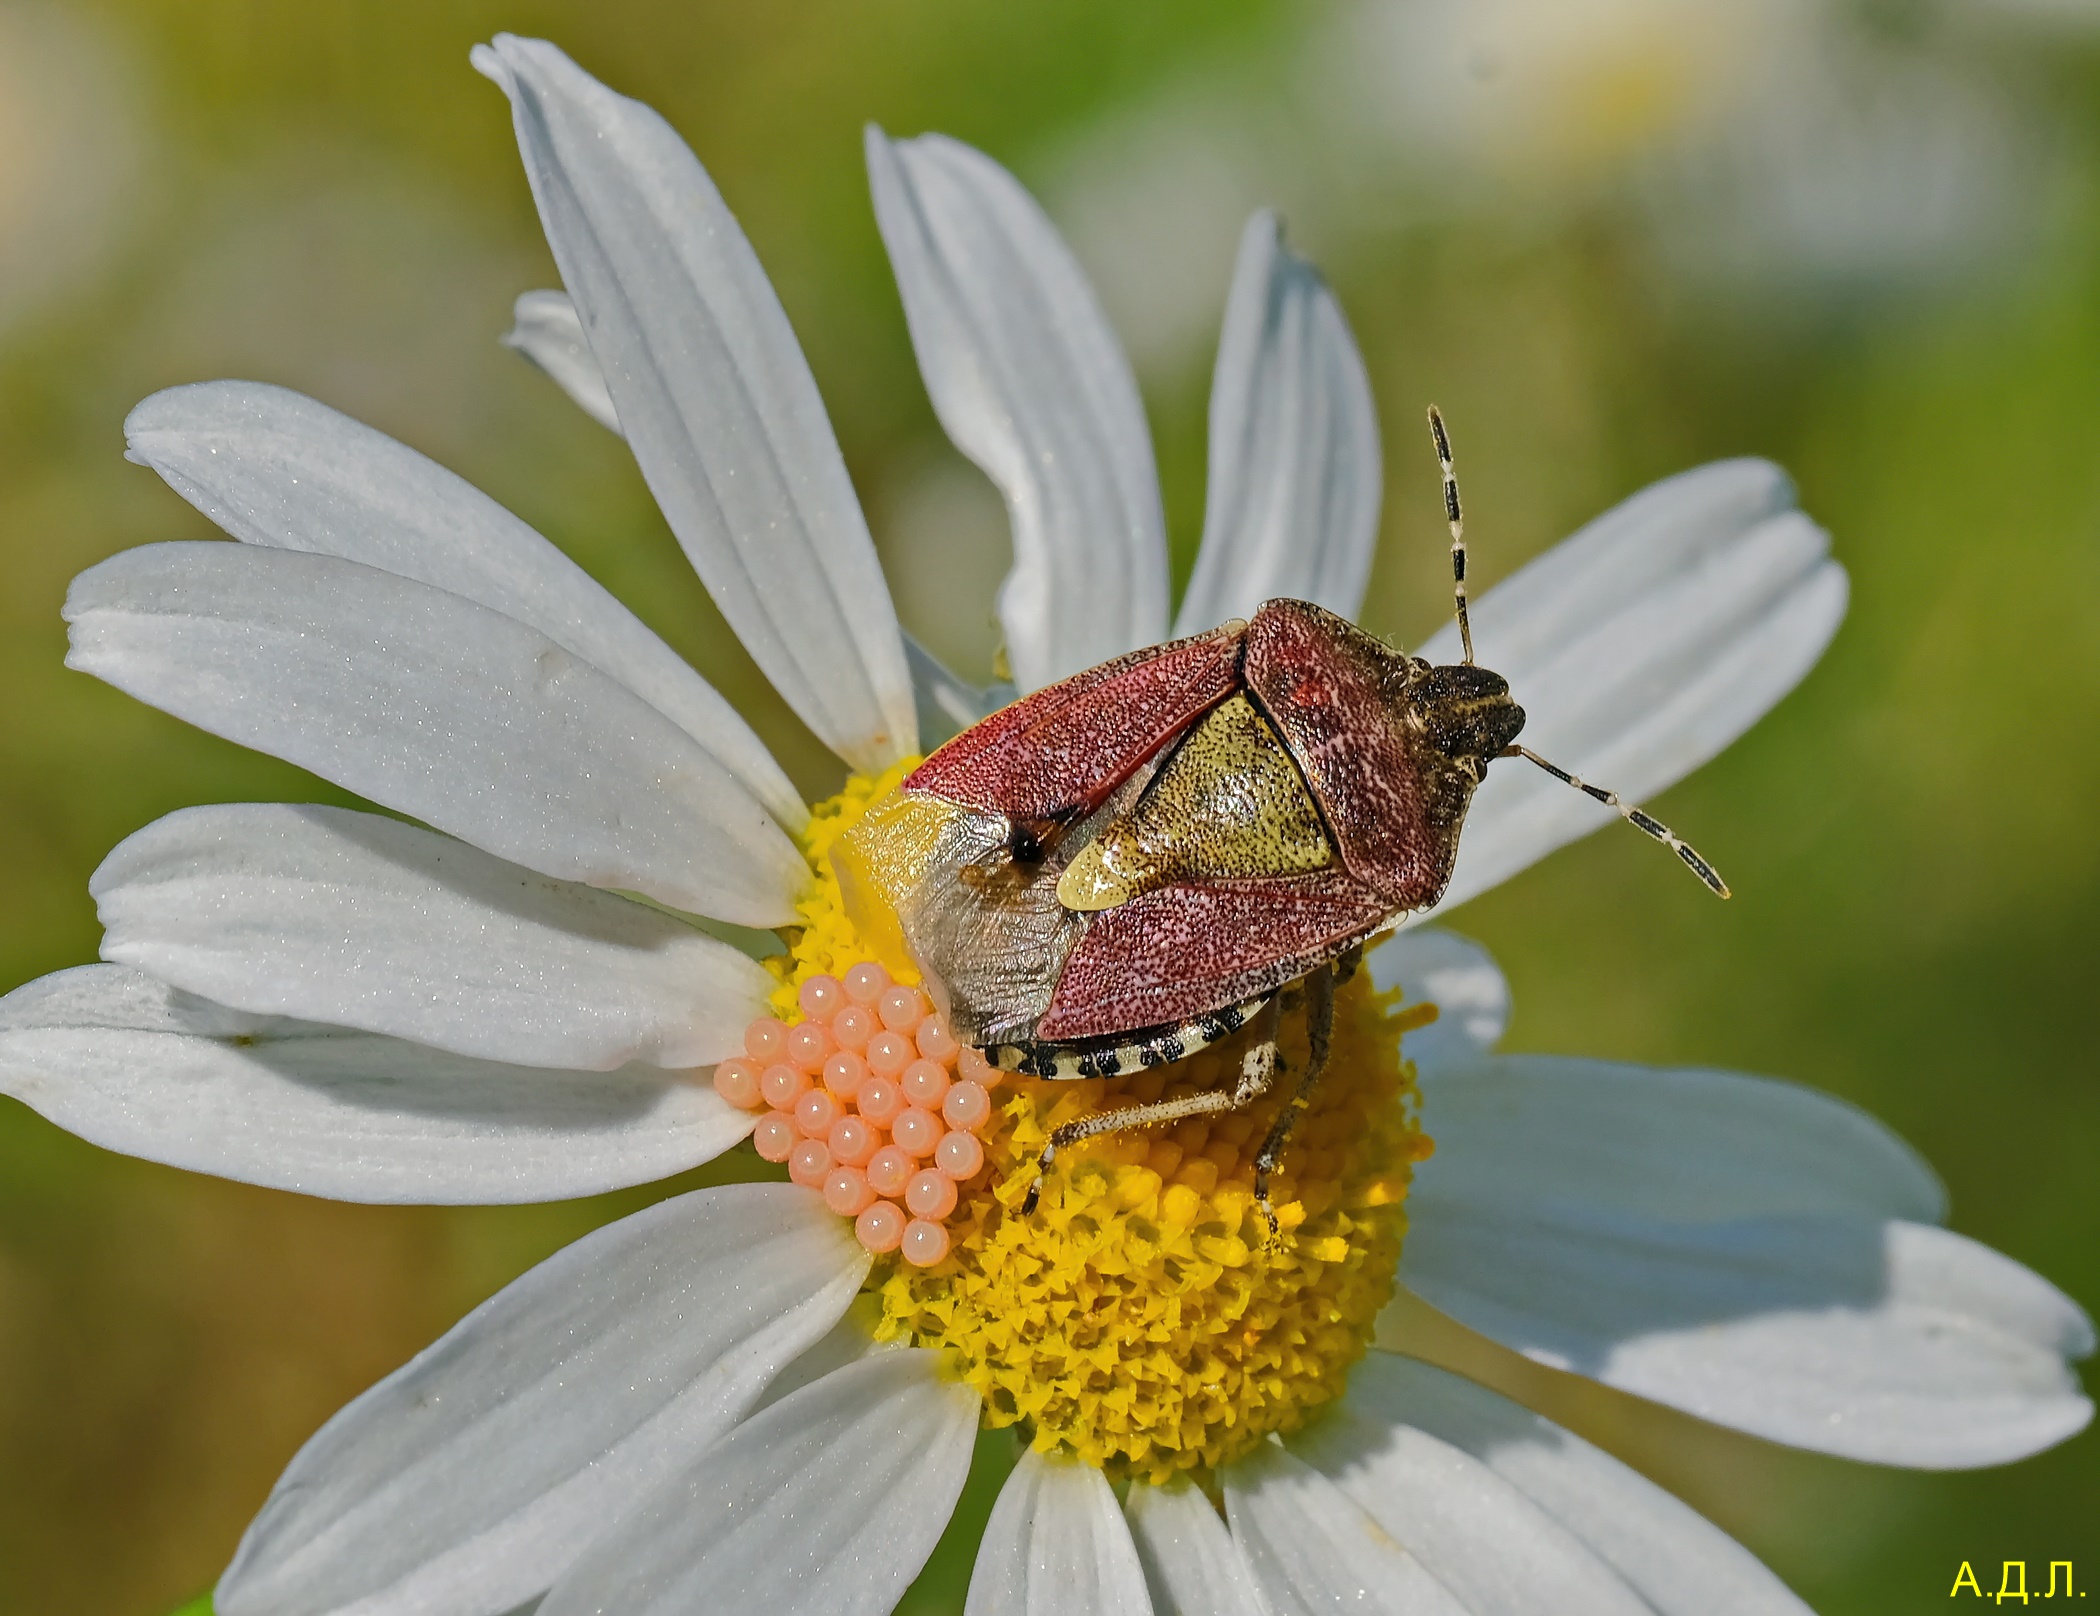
[1037,871,1393,1041]
[904,625,1245,822]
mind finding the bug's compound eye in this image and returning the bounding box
[734,761,1441,1486]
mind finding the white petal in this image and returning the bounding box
[92,803,773,1071]
[125,379,803,832]
[540,1350,977,1616]
[65,542,806,926]
[1221,1442,1463,1616]
[216,1183,869,1616]
[1407,1054,1946,1228]
[1285,1400,1654,1616]
[0,966,748,1203]
[1175,211,1380,636]
[966,1448,1153,1616]
[1124,1480,1269,1616]
[502,289,624,434]
[866,126,1169,691]
[1340,1355,1812,1616]
[1397,1206,2094,1466]
[1366,927,1510,1076]
[1413,460,1847,919]
[474,37,916,773]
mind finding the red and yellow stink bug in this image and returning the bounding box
[838,409,1726,1226]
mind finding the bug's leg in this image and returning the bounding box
[1022,996,1283,1216]
[1501,744,1730,897]
[1252,963,1336,1238]
[1427,406,1474,666]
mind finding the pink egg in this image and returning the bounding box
[867,1032,915,1079]
[712,1057,761,1110]
[794,1088,842,1139]
[759,1063,809,1110]
[901,1219,951,1267]
[901,1059,951,1109]
[856,1075,905,1127]
[796,974,845,1023]
[856,1200,906,1253]
[752,1114,797,1163]
[905,1169,958,1220]
[824,1167,876,1217]
[787,1138,833,1188]
[957,1045,1001,1088]
[892,1106,941,1158]
[822,1049,868,1100]
[785,1020,834,1075]
[878,984,927,1034]
[828,1114,878,1167]
[935,1129,984,1180]
[832,1005,878,1053]
[941,1080,991,1132]
[915,1015,961,1066]
[865,1145,914,1199]
[743,1016,790,1064]
[842,961,891,1006]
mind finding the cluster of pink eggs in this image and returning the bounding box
[714,962,1003,1266]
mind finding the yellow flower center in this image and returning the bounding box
[764,768,1433,1485]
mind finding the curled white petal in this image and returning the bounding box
[215,1183,867,1616]
[1415,459,1846,919]
[1367,927,1510,1076]
[1335,1355,1813,1616]
[475,35,916,772]
[503,288,624,434]
[64,541,806,925]
[541,1350,977,1616]
[1176,210,1380,635]
[92,803,773,1071]
[966,1448,1153,1616]
[1396,1058,2093,1466]
[125,378,802,831]
[1222,1441,1463,1616]
[1124,1479,1268,1616]
[0,966,749,1203]
[867,126,1169,692]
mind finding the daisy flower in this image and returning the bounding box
[1,34,2088,1616]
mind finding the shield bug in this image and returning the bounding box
[838,408,1726,1228]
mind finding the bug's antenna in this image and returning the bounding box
[1502,745,1731,898]
[1427,405,1474,665]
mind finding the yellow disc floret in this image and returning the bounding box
[771,770,1434,1485]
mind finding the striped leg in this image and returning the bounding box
[1020,996,1282,1216]
[1252,962,1335,1237]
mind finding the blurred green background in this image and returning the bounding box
[1,0,2095,1609]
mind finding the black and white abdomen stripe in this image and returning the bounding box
[983,992,1273,1081]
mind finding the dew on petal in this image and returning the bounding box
[905,1168,959,1220]
[900,1219,950,1268]
[940,1079,991,1132]
[856,1200,906,1254]
[752,1114,797,1163]
[712,1057,762,1110]
[892,1106,941,1158]
[901,1058,950,1109]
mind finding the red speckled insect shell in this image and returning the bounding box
[881,601,1455,1044]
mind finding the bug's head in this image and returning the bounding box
[1411,661,1525,780]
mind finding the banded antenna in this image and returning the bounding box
[1425,407,1730,899]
